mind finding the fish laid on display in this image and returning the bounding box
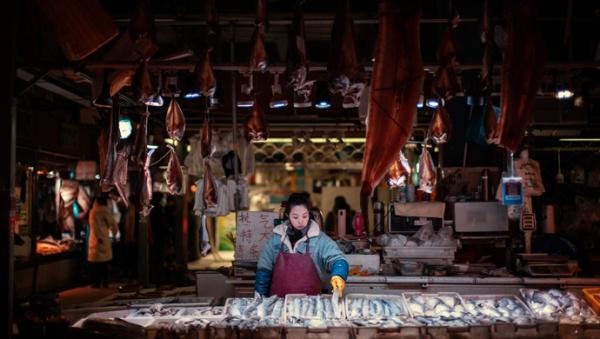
[172,317,215,332]
[185,307,223,317]
[405,293,480,326]
[131,304,181,317]
[346,296,408,320]
[225,296,284,321]
[520,288,600,324]
[285,295,343,325]
[464,296,535,325]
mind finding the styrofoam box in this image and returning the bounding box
[345,254,380,276]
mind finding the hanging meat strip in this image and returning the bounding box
[480,0,496,95]
[166,96,186,141]
[249,0,268,71]
[205,0,219,37]
[132,111,149,166]
[201,115,212,158]
[197,50,216,97]
[110,143,131,207]
[100,96,120,193]
[497,0,545,153]
[132,61,153,103]
[203,161,217,209]
[109,0,158,96]
[386,151,411,188]
[418,148,437,194]
[244,101,269,142]
[328,0,365,108]
[166,145,183,195]
[433,0,460,101]
[361,1,423,228]
[429,107,452,144]
[286,3,308,90]
[138,149,154,216]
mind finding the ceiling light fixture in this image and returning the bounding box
[314,80,331,109]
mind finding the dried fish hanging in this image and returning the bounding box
[138,149,155,216]
[166,95,186,142]
[249,0,268,72]
[286,2,314,108]
[166,145,183,195]
[433,0,460,102]
[418,143,437,194]
[327,0,366,108]
[429,106,452,144]
[197,50,217,98]
[132,60,153,103]
[386,151,411,188]
[132,108,150,166]
[205,0,219,42]
[108,0,159,96]
[201,110,212,158]
[100,95,121,193]
[244,99,269,142]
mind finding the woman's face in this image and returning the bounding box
[289,205,309,230]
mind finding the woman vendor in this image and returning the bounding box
[255,193,349,297]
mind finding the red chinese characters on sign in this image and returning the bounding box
[235,211,277,261]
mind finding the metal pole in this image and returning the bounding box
[2,2,18,336]
[230,22,240,204]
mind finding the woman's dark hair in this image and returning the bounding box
[284,192,313,220]
[95,194,108,206]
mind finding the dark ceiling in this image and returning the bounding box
[15,0,600,140]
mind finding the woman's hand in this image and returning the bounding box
[330,276,345,297]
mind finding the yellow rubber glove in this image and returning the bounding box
[330,276,345,297]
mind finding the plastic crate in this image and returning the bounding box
[582,288,600,315]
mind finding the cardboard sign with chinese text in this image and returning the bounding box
[235,211,277,261]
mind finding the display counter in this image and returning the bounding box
[69,282,600,339]
[14,249,81,300]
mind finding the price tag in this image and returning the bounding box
[520,212,537,231]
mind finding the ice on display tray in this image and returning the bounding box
[462,294,536,325]
[181,306,224,318]
[284,294,347,327]
[520,288,600,324]
[402,292,481,327]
